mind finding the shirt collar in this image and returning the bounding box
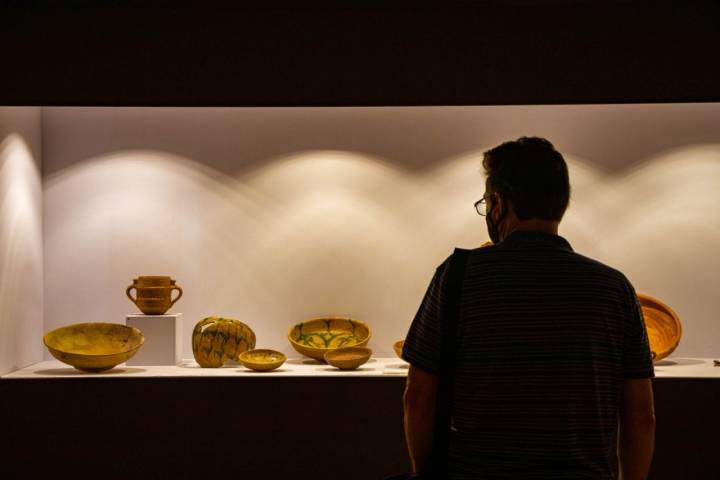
[499,229,574,251]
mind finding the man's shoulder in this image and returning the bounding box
[565,250,630,283]
[465,243,631,285]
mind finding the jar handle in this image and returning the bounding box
[126,283,138,306]
[169,285,183,308]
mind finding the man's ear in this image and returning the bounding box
[492,193,505,221]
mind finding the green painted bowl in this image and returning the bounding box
[288,317,371,361]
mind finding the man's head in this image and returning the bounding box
[482,136,570,242]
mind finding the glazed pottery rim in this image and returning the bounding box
[638,293,682,361]
[240,349,287,363]
[324,346,373,361]
[638,293,682,330]
[132,285,176,289]
[43,322,145,357]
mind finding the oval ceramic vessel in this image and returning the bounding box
[288,317,371,361]
[638,293,682,362]
[239,349,287,372]
[324,347,372,370]
[192,316,256,368]
[43,323,145,372]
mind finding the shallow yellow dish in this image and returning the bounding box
[393,340,405,359]
[324,347,372,370]
[638,293,682,362]
[43,323,145,372]
[288,317,371,361]
[239,349,287,372]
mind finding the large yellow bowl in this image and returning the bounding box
[638,294,682,362]
[43,323,145,372]
[288,317,371,361]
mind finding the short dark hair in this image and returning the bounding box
[482,136,570,221]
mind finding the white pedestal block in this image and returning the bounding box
[126,314,183,366]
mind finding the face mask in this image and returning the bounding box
[485,198,506,244]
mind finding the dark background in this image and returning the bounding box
[1,0,719,106]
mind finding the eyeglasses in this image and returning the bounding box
[474,196,490,216]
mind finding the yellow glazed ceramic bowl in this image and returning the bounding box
[393,340,405,359]
[288,317,371,361]
[324,347,372,370]
[638,293,682,362]
[239,349,287,372]
[43,323,145,372]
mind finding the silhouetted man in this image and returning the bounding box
[402,137,655,479]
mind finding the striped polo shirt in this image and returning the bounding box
[403,230,654,480]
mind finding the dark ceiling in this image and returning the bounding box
[2,0,719,106]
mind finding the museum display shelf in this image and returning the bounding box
[3,357,719,380]
[1,356,409,379]
[2,357,719,480]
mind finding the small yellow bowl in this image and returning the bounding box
[288,317,371,361]
[393,340,405,359]
[239,349,287,372]
[324,347,372,370]
[43,323,145,372]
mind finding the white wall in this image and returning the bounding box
[42,105,720,359]
[0,108,44,375]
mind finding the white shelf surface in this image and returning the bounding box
[2,357,718,380]
[1,357,410,379]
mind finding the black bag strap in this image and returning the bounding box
[428,247,470,476]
